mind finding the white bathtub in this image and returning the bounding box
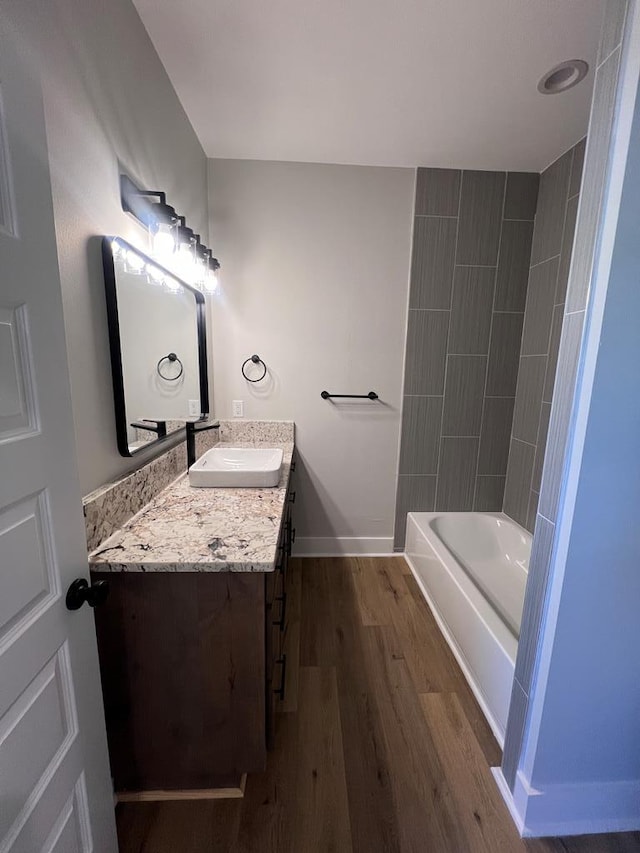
[404,512,531,746]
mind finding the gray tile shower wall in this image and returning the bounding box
[503,140,585,531]
[502,0,628,792]
[394,167,539,548]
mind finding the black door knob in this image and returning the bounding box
[66,578,110,611]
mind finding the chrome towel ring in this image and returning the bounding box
[157,352,184,381]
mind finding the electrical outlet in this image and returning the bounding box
[232,400,244,418]
[188,399,200,417]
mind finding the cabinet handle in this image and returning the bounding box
[288,490,296,504]
[291,527,296,544]
[274,654,287,700]
[285,519,292,557]
[273,591,287,629]
[290,460,296,473]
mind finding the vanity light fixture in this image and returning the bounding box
[120,174,221,294]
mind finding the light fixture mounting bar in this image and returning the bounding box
[120,174,172,228]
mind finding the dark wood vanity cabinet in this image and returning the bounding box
[92,460,297,797]
[266,464,296,745]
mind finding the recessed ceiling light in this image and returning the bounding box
[538,60,589,94]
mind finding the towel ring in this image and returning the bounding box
[157,352,183,381]
[241,354,267,383]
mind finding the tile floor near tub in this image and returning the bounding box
[116,557,640,853]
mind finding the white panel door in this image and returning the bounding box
[0,23,118,853]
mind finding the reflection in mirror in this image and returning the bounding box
[102,237,209,457]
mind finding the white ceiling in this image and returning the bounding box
[133,0,603,172]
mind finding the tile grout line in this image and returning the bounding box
[434,173,463,511]
[441,435,482,439]
[529,253,561,270]
[399,473,440,479]
[414,213,458,219]
[454,263,497,269]
[597,41,622,73]
[512,436,536,449]
[473,173,507,511]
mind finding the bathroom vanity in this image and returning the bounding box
[86,425,296,798]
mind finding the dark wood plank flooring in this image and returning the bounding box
[116,557,640,852]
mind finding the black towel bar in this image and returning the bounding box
[321,391,378,400]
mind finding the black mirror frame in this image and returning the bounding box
[101,236,210,458]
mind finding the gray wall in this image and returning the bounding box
[4,0,209,495]
[208,159,414,554]
[501,0,631,799]
[394,168,538,548]
[503,140,585,531]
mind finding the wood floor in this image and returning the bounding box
[116,557,640,853]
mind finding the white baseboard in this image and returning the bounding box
[293,537,394,557]
[491,767,525,835]
[494,766,640,837]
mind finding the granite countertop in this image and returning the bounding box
[88,442,294,573]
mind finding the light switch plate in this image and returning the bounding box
[232,400,244,418]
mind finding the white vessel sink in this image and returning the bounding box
[189,447,284,488]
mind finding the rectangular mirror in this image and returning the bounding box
[102,236,209,456]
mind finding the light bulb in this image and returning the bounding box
[204,269,219,292]
[149,203,178,259]
[152,227,176,258]
[204,255,221,293]
[194,257,206,286]
[175,242,196,282]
